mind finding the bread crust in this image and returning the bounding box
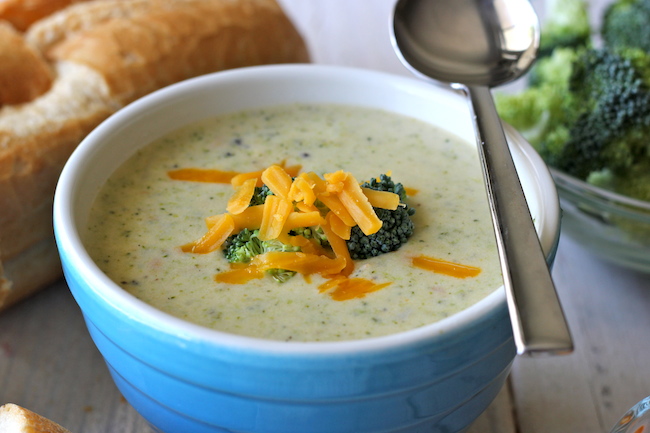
[0,0,91,31]
[0,403,72,433]
[0,22,53,106]
[48,0,310,103]
[0,0,309,311]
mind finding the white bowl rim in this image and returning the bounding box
[54,64,560,356]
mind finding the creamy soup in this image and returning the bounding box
[84,104,502,341]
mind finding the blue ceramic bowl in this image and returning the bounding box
[53,65,561,433]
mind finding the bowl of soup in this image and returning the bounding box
[53,64,561,433]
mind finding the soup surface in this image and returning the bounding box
[85,104,502,341]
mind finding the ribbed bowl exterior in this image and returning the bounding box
[61,252,514,433]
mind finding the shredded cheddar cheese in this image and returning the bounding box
[182,213,235,254]
[259,195,293,240]
[411,255,481,278]
[170,163,480,302]
[168,168,240,183]
[361,188,400,210]
[227,178,257,214]
[336,173,383,235]
[261,165,293,198]
[318,276,392,301]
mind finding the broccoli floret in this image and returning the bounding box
[589,162,650,202]
[289,226,330,247]
[602,0,650,53]
[538,0,591,57]
[362,173,408,201]
[497,46,650,202]
[224,228,301,261]
[551,48,650,179]
[249,184,273,206]
[496,48,577,147]
[223,229,300,282]
[527,46,578,89]
[346,175,415,260]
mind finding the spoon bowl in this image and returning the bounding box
[393,0,539,86]
[392,0,573,355]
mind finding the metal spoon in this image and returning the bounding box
[391,0,573,356]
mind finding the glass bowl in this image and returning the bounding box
[611,396,650,433]
[551,169,650,273]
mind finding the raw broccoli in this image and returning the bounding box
[496,46,650,201]
[551,48,650,179]
[249,184,273,206]
[497,47,577,147]
[223,228,300,282]
[538,0,591,57]
[602,0,650,53]
[346,175,415,260]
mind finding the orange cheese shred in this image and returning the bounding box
[326,211,351,241]
[168,168,239,183]
[336,173,382,235]
[305,171,326,192]
[361,187,400,210]
[318,276,392,301]
[258,195,293,240]
[214,265,264,284]
[411,255,481,278]
[284,211,326,231]
[316,193,356,226]
[261,164,293,198]
[225,205,264,231]
[295,202,320,213]
[231,168,265,187]
[182,213,235,254]
[322,213,354,276]
[324,170,347,194]
[288,174,317,205]
[282,163,302,178]
[251,251,346,276]
[230,161,303,187]
[404,186,419,196]
[226,178,257,215]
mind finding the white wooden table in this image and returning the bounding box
[2,1,649,432]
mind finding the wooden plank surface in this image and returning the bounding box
[511,236,650,433]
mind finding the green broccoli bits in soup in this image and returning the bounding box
[84,104,502,342]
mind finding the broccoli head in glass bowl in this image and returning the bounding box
[495,0,650,272]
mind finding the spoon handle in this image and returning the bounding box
[466,85,573,356]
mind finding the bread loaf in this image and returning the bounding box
[0,0,91,31]
[0,0,310,311]
[0,21,53,105]
[0,403,72,433]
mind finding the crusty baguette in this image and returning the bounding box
[0,60,118,264]
[0,21,53,105]
[0,0,91,31]
[46,0,310,103]
[0,0,309,311]
[0,403,72,433]
[26,0,166,54]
